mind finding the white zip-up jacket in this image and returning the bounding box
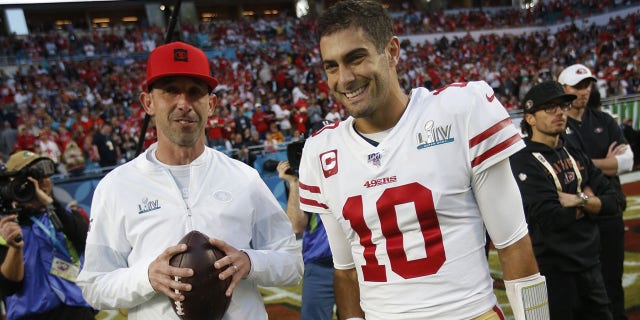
[77,143,303,320]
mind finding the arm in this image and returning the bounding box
[496,234,538,280]
[0,215,24,282]
[277,160,308,234]
[479,160,548,319]
[53,201,89,253]
[77,180,160,309]
[334,268,365,320]
[557,189,602,217]
[591,142,630,176]
[235,174,303,287]
[319,213,364,319]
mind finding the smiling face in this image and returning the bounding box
[320,27,397,120]
[140,76,215,149]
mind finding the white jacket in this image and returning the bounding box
[77,143,303,320]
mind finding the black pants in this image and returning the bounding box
[597,216,627,320]
[542,265,612,320]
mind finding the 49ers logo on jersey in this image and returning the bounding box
[320,150,338,178]
[363,176,397,188]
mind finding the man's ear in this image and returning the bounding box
[387,36,401,67]
[524,113,535,127]
[139,91,154,116]
[208,94,217,117]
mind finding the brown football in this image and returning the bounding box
[168,230,232,320]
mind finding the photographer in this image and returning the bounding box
[0,150,93,319]
[277,140,336,320]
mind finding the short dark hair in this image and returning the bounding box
[318,0,394,54]
[520,117,532,137]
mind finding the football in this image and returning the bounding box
[168,230,232,320]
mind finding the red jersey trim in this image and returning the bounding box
[300,196,329,209]
[471,133,521,168]
[299,182,321,193]
[469,117,512,148]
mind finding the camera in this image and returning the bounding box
[285,139,306,176]
[0,159,56,214]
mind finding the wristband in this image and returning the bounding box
[504,273,549,320]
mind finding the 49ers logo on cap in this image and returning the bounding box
[320,150,338,178]
[174,48,188,62]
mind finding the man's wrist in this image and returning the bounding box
[577,192,589,207]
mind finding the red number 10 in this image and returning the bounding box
[343,183,446,282]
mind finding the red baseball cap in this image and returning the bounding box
[144,41,218,91]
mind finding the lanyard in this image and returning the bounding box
[532,147,583,193]
[30,215,80,264]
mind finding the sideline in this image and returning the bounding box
[621,170,640,185]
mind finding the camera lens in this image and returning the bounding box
[0,176,35,203]
[10,177,36,202]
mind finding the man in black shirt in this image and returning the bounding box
[510,81,621,319]
[560,64,632,320]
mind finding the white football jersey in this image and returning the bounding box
[298,81,525,319]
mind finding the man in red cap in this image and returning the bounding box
[77,42,302,320]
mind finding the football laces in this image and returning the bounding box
[173,276,185,316]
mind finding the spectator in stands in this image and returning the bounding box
[37,131,62,168]
[511,81,619,319]
[271,96,292,138]
[263,132,279,153]
[560,64,632,320]
[0,120,17,161]
[306,96,325,133]
[61,140,86,176]
[268,122,284,143]
[252,103,271,140]
[207,106,226,148]
[91,123,120,168]
[14,125,36,152]
[324,105,341,123]
[293,108,309,138]
[0,151,94,320]
[233,106,252,135]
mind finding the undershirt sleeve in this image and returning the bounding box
[319,213,355,270]
[472,158,529,249]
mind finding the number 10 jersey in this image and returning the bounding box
[298,81,528,319]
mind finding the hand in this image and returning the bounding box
[27,177,53,206]
[557,191,582,208]
[276,161,297,183]
[148,244,194,302]
[210,238,251,297]
[607,142,628,157]
[582,185,595,197]
[0,215,24,249]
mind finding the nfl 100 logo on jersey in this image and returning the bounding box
[416,120,455,150]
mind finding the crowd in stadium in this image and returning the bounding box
[0,0,639,175]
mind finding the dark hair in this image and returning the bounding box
[318,0,394,54]
[586,84,601,110]
[520,117,532,137]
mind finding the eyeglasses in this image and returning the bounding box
[540,102,572,114]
